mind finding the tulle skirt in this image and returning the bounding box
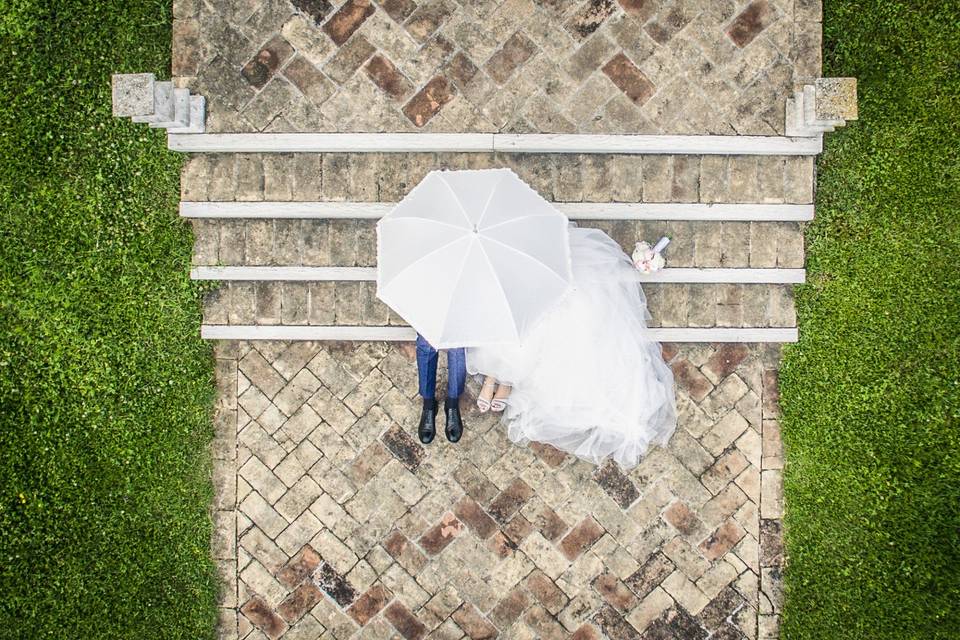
[467,227,677,469]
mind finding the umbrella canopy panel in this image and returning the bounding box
[377,168,572,348]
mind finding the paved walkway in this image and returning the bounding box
[174,1,821,638]
[173,0,820,134]
[211,340,785,640]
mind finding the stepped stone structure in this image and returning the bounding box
[113,1,858,638]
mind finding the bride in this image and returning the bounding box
[467,226,677,469]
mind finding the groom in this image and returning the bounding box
[415,334,465,444]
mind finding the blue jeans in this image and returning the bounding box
[416,334,466,400]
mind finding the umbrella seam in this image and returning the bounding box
[434,237,476,345]
[378,234,470,292]
[480,233,573,286]
[475,238,521,343]
[439,175,474,228]
[473,170,508,229]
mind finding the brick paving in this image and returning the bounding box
[181,2,823,637]
[211,340,786,639]
[172,0,822,134]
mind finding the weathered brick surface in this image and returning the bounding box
[181,153,814,205]
[178,0,821,133]
[212,340,786,639]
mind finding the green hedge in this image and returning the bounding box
[0,2,216,638]
[780,2,960,638]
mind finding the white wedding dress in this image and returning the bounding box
[467,226,677,469]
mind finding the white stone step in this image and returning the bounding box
[167,133,822,156]
[199,325,799,343]
[149,88,190,129]
[190,266,806,284]
[131,81,174,124]
[166,95,206,134]
[180,201,814,222]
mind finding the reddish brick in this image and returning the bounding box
[559,517,605,561]
[404,2,453,43]
[402,76,454,128]
[700,518,747,561]
[241,35,295,88]
[526,502,568,542]
[530,442,567,467]
[383,530,428,573]
[323,0,376,46]
[277,582,324,623]
[602,53,656,106]
[727,0,775,47]
[241,596,288,640]
[380,0,417,22]
[487,478,534,524]
[419,512,464,555]
[447,52,479,88]
[485,531,516,559]
[671,359,713,402]
[502,513,534,545]
[451,602,499,639]
[526,570,568,614]
[704,344,750,381]
[277,545,321,588]
[593,573,638,612]
[365,54,414,101]
[385,601,428,640]
[348,441,394,484]
[662,501,704,536]
[572,624,603,640]
[283,55,335,106]
[348,583,393,625]
[454,495,498,539]
[485,32,539,84]
[660,342,680,363]
[489,586,531,629]
[616,0,656,21]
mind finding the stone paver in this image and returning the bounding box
[173,0,822,133]
[181,152,815,204]
[211,340,786,639]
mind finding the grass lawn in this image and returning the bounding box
[779,2,960,639]
[0,2,217,638]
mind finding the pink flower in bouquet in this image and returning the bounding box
[632,237,670,273]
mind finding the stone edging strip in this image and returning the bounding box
[190,266,806,285]
[180,201,814,222]
[199,325,799,343]
[168,133,822,156]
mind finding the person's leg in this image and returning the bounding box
[416,334,438,400]
[477,376,497,412]
[446,348,467,399]
[415,334,438,444]
[445,348,467,443]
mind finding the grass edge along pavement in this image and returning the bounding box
[0,2,218,638]
[779,2,960,639]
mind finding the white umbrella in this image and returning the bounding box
[376,168,572,348]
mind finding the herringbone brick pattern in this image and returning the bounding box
[172,0,822,134]
[210,340,786,639]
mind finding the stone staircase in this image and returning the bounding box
[178,151,812,343]
[112,73,206,133]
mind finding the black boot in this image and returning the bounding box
[445,397,464,443]
[418,398,437,444]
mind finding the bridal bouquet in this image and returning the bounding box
[633,237,670,273]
